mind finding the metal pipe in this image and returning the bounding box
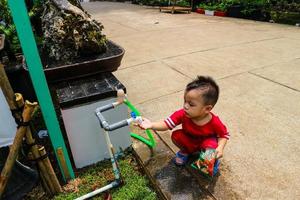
[75,180,119,200]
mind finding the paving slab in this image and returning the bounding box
[162,37,300,79]
[114,61,190,105]
[251,58,300,91]
[84,2,300,69]
[215,73,300,199]
[83,2,300,199]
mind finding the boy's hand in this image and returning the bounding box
[215,147,223,159]
[138,118,152,130]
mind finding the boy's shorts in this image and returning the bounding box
[171,129,218,154]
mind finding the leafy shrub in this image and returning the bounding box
[270,0,300,12]
[132,0,169,6]
[0,0,43,59]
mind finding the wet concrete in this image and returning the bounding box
[131,125,215,200]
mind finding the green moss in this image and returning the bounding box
[53,155,157,200]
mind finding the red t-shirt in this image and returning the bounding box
[164,109,230,139]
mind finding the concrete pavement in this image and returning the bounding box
[83,2,300,199]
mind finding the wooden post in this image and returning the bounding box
[56,148,71,181]
[0,100,37,198]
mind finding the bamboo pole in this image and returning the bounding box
[0,100,37,198]
[25,131,57,194]
[39,146,62,193]
[0,64,24,122]
[0,64,17,110]
[28,152,52,195]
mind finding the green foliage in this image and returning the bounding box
[176,0,191,7]
[0,0,43,57]
[270,10,300,24]
[270,0,300,12]
[197,2,228,11]
[133,0,169,6]
[197,0,300,13]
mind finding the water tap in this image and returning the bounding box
[130,112,143,124]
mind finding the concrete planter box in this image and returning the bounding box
[205,10,214,16]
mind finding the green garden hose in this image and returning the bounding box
[124,99,156,148]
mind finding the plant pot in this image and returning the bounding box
[205,10,214,16]
[243,10,269,21]
[227,5,244,18]
[270,11,300,25]
[25,40,125,83]
[195,8,205,14]
[214,11,227,17]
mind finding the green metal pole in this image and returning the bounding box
[7,0,75,180]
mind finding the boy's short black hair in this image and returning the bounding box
[186,76,219,106]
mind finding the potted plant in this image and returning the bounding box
[214,2,228,16]
[196,1,228,17]
[226,0,245,18]
[240,0,271,21]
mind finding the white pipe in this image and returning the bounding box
[104,130,120,180]
[75,130,121,200]
[75,180,119,200]
[77,93,131,199]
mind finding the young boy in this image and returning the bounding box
[140,76,229,166]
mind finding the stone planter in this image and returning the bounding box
[25,40,125,83]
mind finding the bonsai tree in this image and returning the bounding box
[0,0,108,66]
[41,0,107,66]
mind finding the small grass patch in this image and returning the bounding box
[26,153,158,200]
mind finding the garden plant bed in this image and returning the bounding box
[24,152,158,200]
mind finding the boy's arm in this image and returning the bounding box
[139,118,169,131]
[216,138,227,159]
